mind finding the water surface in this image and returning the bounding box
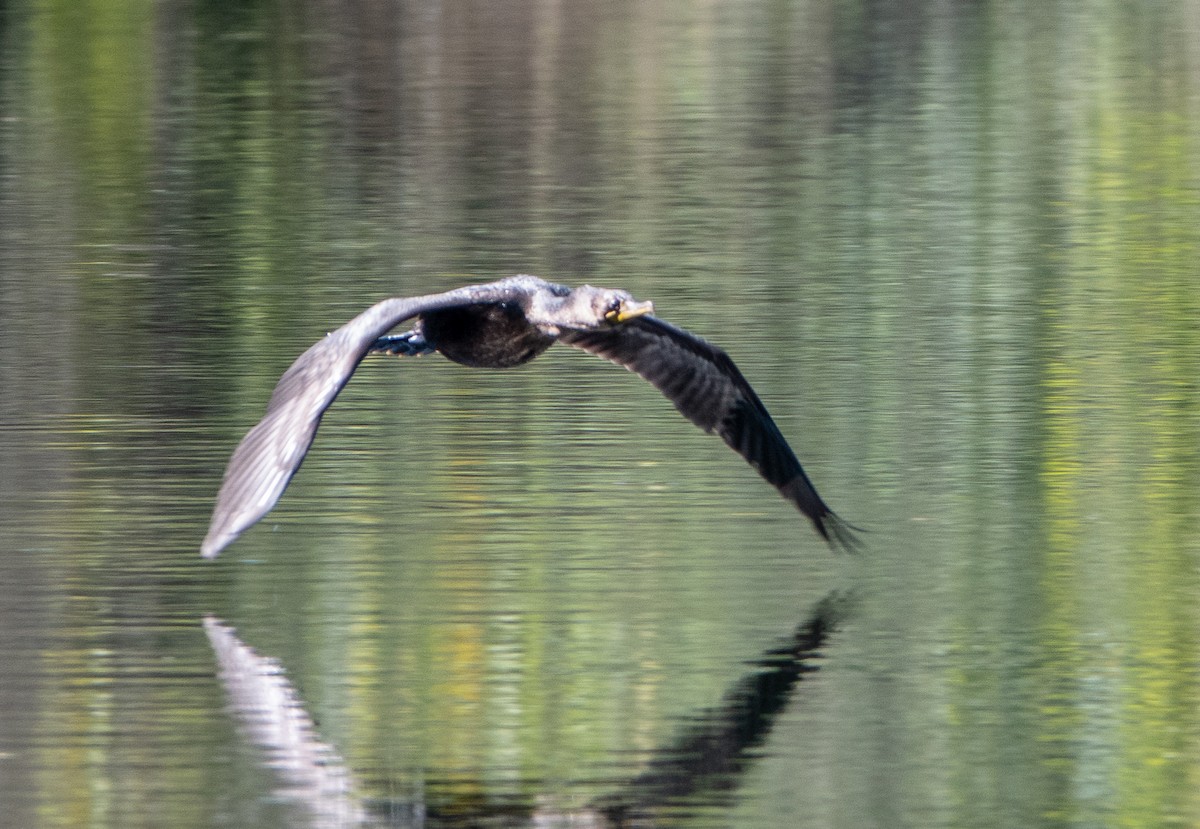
[2,2,1199,827]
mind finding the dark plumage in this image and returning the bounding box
[201,275,855,558]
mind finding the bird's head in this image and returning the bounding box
[601,291,655,325]
[525,283,654,333]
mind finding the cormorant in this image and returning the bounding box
[201,275,855,558]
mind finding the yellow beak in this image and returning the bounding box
[605,298,654,324]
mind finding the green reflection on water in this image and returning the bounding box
[1037,29,1200,824]
[3,1,1200,827]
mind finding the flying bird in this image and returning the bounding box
[201,275,855,558]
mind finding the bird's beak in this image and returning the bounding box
[605,298,654,324]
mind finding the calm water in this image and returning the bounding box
[2,2,1199,827]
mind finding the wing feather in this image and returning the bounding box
[561,317,857,550]
[201,280,538,558]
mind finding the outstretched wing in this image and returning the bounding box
[201,280,536,558]
[560,316,857,550]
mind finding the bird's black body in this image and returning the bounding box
[201,275,855,558]
[419,302,556,368]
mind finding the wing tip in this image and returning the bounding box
[779,477,862,553]
[815,510,864,554]
[201,505,253,559]
[200,529,235,559]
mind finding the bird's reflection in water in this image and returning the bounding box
[204,593,853,828]
[590,592,853,826]
[203,617,370,827]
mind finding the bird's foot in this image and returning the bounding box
[369,330,435,357]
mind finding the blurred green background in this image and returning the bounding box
[1,1,1198,827]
